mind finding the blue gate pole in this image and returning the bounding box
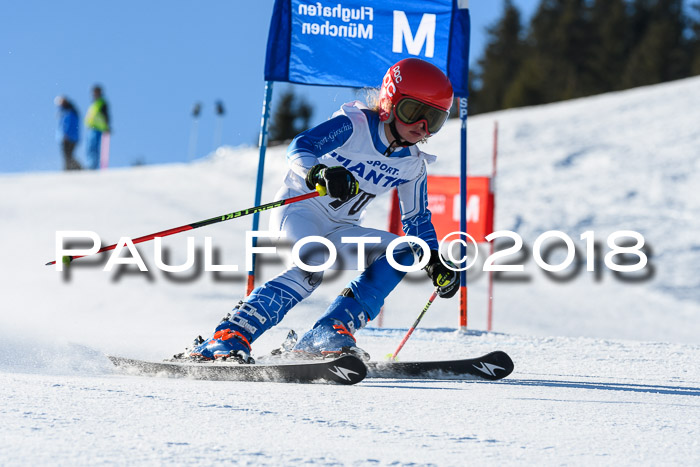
[247,81,274,296]
[459,97,468,331]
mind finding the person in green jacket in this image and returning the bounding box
[85,85,110,170]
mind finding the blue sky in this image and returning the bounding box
[0,1,539,173]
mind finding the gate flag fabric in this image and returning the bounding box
[387,176,494,244]
[426,175,493,243]
[265,0,470,96]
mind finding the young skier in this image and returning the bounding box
[187,58,459,362]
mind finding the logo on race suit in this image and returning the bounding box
[328,152,409,188]
[304,271,323,289]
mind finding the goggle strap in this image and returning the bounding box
[384,120,415,155]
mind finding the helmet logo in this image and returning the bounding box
[392,65,403,83]
[383,73,396,98]
[383,65,402,98]
[385,82,396,97]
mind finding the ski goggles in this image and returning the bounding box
[394,98,450,135]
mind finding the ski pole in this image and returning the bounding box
[390,289,439,360]
[46,190,321,266]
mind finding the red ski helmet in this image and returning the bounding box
[379,58,454,135]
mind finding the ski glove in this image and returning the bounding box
[306,164,359,202]
[424,250,459,299]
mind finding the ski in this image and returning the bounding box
[366,351,514,381]
[108,354,367,385]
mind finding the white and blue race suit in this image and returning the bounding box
[231,101,440,342]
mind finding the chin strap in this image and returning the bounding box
[383,120,415,156]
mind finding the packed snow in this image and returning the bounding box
[1,77,699,465]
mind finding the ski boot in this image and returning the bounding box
[182,314,254,363]
[180,283,300,363]
[293,292,371,361]
[181,302,264,363]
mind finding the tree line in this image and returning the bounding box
[469,0,700,115]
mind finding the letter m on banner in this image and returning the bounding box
[393,11,436,57]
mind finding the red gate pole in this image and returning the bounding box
[379,188,403,328]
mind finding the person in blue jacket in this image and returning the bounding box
[186,58,459,363]
[55,96,82,171]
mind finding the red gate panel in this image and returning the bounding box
[388,176,494,243]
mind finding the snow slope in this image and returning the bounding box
[1,77,700,465]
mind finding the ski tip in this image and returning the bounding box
[366,351,515,381]
[325,354,367,385]
[478,350,515,380]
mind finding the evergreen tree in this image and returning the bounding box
[502,56,550,108]
[504,0,593,107]
[588,0,632,92]
[621,0,688,88]
[470,0,525,114]
[552,0,594,98]
[690,1,700,74]
[269,88,314,145]
[469,0,699,114]
[504,0,562,107]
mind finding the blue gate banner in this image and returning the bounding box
[265,0,470,96]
